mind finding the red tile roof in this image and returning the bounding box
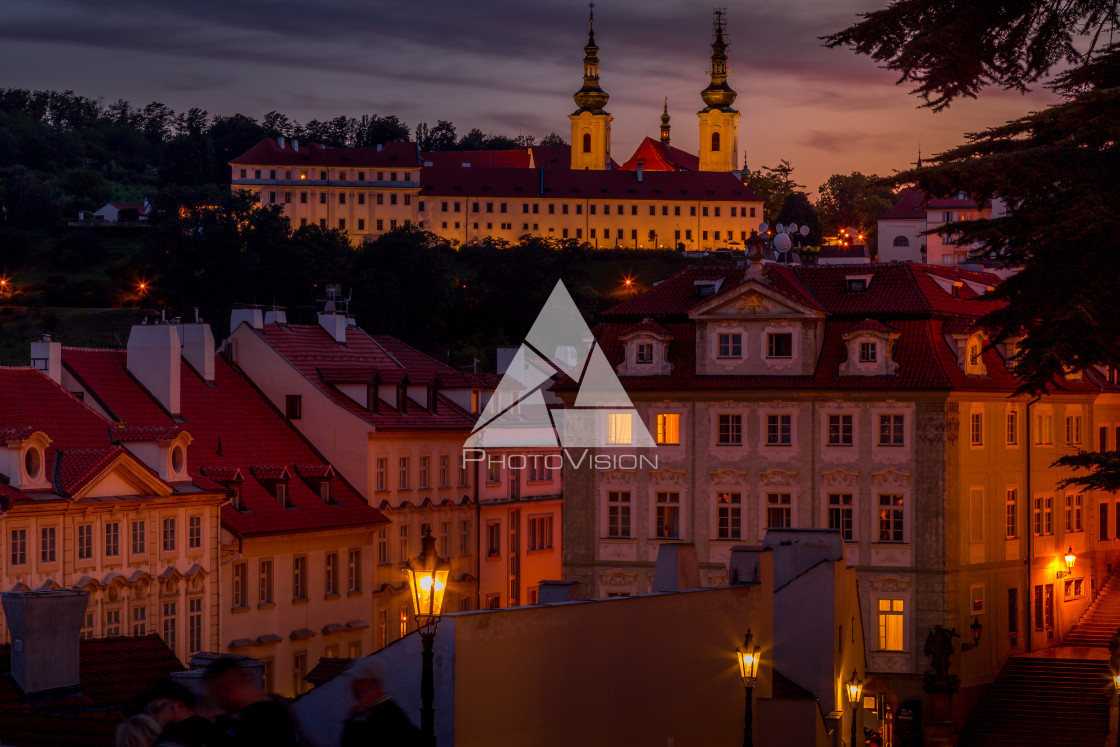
[422,149,532,169]
[253,324,485,431]
[109,425,186,442]
[620,318,674,338]
[55,447,127,495]
[618,137,700,172]
[0,634,184,747]
[61,348,388,537]
[419,164,759,203]
[229,138,420,169]
[879,188,927,221]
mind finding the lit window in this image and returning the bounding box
[878,494,904,542]
[877,599,905,651]
[655,413,680,445]
[716,492,741,540]
[878,414,905,446]
[607,413,632,445]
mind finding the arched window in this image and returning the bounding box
[893,235,910,247]
[711,132,721,152]
[582,133,592,153]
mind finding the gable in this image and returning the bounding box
[73,453,174,499]
[689,280,822,320]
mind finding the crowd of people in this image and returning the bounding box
[117,657,426,747]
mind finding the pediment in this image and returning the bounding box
[689,280,820,319]
[72,452,174,499]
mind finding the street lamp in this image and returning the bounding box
[961,616,984,651]
[846,669,863,747]
[1113,670,1120,747]
[402,529,451,740]
[736,630,762,747]
[1057,546,1076,579]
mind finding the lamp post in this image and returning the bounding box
[736,630,762,747]
[961,616,984,651]
[1057,546,1076,578]
[846,669,864,747]
[1113,670,1120,747]
[402,529,451,741]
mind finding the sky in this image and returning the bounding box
[0,0,1060,193]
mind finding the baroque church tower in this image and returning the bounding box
[569,5,612,170]
[697,11,739,172]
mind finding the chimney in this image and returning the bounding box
[536,580,580,604]
[317,312,348,343]
[397,375,409,414]
[1,590,89,695]
[651,543,701,592]
[291,139,299,152]
[277,136,286,149]
[180,323,215,382]
[127,323,181,415]
[264,307,287,325]
[30,334,62,384]
[427,378,439,414]
[230,306,263,332]
[636,160,644,183]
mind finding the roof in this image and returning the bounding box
[0,635,184,747]
[252,323,489,432]
[618,137,700,172]
[422,149,532,169]
[419,165,759,203]
[305,657,354,686]
[60,348,388,538]
[230,138,421,169]
[878,188,926,221]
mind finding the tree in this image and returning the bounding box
[261,111,293,139]
[354,115,409,147]
[826,1,1120,491]
[743,159,803,221]
[775,192,822,247]
[816,172,896,245]
[415,120,457,151]
[540,132,567,146]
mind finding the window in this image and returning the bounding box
[877,599,905,651]
[289,555,306,601]
[767,333,792,358]
[1006,488,1018,539]
[636,343,653,364]
[655,492,680,539]
[78,524,93,560]
[1101,502,1110,542]
[460,519,471,555]
[162,601,177,655]
[40,526,56,563]
[347,546,360,591]
[131,520,146,555]
[716,492,741,539]
[766,415,792,446]
[274,482,288,507]
[711,132,720,151]
[188,516,202,549]
[293,652,307,696]
[487,521,501,558]
[162,517,176,552]
[188,598,203,654]
[528,514,553,550]
[376,458,387,491]
[378,610,388,648]
[439,456,450,488]
[132,605,147,636]
[1035,413,1054,444]
[1007,410,1019,445]
[377,529,388,564]
[717,333,742,358]
[440,522,451,557]
[828,415,853,445]
[399,606,409,637]
[879,414,905,446]
[81,610,94,639]
[718,414,742,445]
[970,412,984,445]
[105,522,120,557]
[399,457,410,490]
[1066,415,1083,445]
[828,493,854,540]
[488,459,501,484]
[326,552,340,596]
[655,413,680,445]
[419,456,430,489]
[233,562,248,608]
[878,494,904,542]
[582,133,591,153]
[1033,495,1054,535]
[766,493,791,529]
[607,413,632,445]
[1065,494,1083,532]
[399,524,410,562]
[608,491,631,538]
[9,528,27,565]
[859,342,878,362]
[1065,577,1085,599]
[259,560,274,605]
[1008,588,1019,636]
[892,235,910,247]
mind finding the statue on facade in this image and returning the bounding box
[923,625,960,692]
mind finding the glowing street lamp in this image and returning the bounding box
[1057,546,1076,579]
[402,529,451,740]
[736,630,762,747]
[846,669,863,747]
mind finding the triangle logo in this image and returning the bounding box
[465,280,655,449]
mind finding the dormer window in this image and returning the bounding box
[766,333,792,359]
[845,275,872,293]
[859,342,878,363]
[717,333,742,359]
[969,344,981,366]
[275,482,288,506]
[636,343,653,364]
[961,332,988,376]
[231,484,243,511]
[840,321,899,377]
[319,479,332,504]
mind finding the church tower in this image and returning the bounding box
[697,11,740,172]
[569,5,612,170]
[660,98,671,145]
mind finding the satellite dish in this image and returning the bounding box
[775,223,786,234]
[758,222,769,233]
[788,222,799,233]
[799,225,811,236]
[773,233,792,251]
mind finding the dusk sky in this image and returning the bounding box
[0,0,1059,192]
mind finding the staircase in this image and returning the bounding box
[1065,573,1120,647]
[957,656,1112,746]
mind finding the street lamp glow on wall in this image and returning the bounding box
[1057,546,1076,579]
